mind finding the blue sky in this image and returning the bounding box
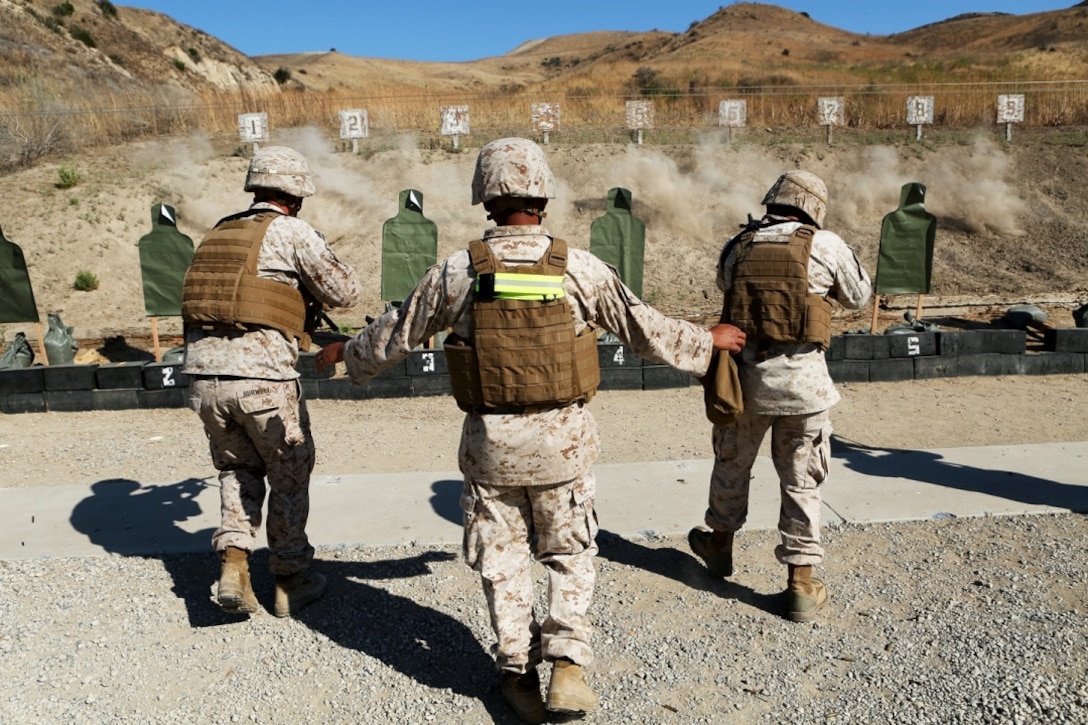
[120,1,1073,62]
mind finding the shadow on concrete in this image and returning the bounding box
[69,477,224,627]
[429,479,464,527]
[832,437,1088,512]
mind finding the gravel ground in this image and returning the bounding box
[1,516,1085,724]
[2,377,1088,724]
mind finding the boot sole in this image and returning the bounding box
[218,592,259,614]
[546,699,598,714]
[787,585,829,623]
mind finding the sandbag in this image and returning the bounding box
[0,331,34,369]
[44,312,77,365]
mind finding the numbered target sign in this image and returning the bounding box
[440,105,470,136]
[339,109,369,139]
[906,96,934,126]
[997,94,1025,124]
[718,100,747,128]
[238,112,269,143]
[625,100,655,130]
[531,102,560,134]
[817,97,845,126]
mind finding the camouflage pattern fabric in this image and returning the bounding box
[461,474,598,672]
[183,201,360,380]
[717,219,871,415]
[244,146,316,198]
[706,410,831,565]
[342,223,713,671]
[708,217,871,565]
[190,378,316,575]
[471,138,555,205]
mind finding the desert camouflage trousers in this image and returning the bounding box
[189,377,316,575]
[706,408,832,566]
[460,473,599,674]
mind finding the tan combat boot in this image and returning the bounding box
[546,658,598,714]
[499,668,546,724]
[688,527,734,577]
[273,570,327,618]
[217,546,259,614]
[786,564,828,623]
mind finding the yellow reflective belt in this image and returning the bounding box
[486,272,566,300]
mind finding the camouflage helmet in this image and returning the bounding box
[761,170,827,228]
[244,146,316,198]
[471,137,555,205]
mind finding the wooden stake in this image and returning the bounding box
[150,316,162,362]
[35,320,48,365]
[870,294,881,334]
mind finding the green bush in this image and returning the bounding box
[173,59,186,72]
[73,270,99,292]
[56,163,81,189]
[52,2,74,17]
[95,0,118,18]
[273,67,292,85]
[70,26,96,48]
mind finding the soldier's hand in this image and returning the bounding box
[315,341,346,374]
[709,323,746,353]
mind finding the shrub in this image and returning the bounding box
[56,163,81,188]
[70,26,96,48]
[73,270,99,291]
[173,59,186,71]
[51,2,74,17]
[187,47,201,62]
[95,0,118,18]
[273,67,292,85]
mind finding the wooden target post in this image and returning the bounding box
[997,94,1025,142]
[339,108,369,153]
[625,100,654,145]
[718,99,746,143]
[818,96,844,146]
[238,112,269,153]
[440,105,470,150]
[531,102,560,145]
[907,96,934,141]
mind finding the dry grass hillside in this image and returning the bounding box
[259,3,1088,95]
[0,0,275,93]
